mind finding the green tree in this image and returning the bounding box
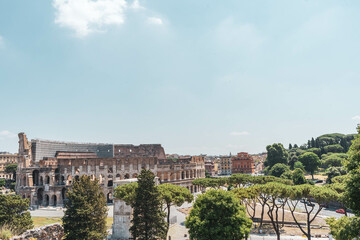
[158,183,193,233]
[344,125,360,215]
[324,144,344,153]
[5,164,17,181]
[326,167,346,184]
[264,143,289,169]
[114,182,138,206]
[287,185,337,240]
[131,170,166,240]
[185,189,252,240]
[293,161,305,172]
[0,195,33,235]
[326,216,360,240]
[289,143,292,150]
[298,152,321,179]
[292,168,306,185]
[0,178,5,187]
[280,170,292,180]
[269,163,290,178]
[258,183,291,240]
[62,175,107,240]
[232,186,258,221]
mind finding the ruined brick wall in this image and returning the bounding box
[11,223,64,240]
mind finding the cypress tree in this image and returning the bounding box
[289,144,292,150]
[131,169,167,240]
[62,175,108,240]
[311,137,315,148]
[307,140,311,149]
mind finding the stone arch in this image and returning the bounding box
[124,173,130,179]
[62,188,66,201]
[23,176,27,186]
[52,195,57,206]
[107,179,113,187]
[132,173,138,178]
[45,194,50,206]
[75,168,80,174]
[181,171,185,180]
[32,170,39,186]
[107,192,113,204]
[45,175,50,184]
[39,176,44,186]
[61,175,65,185]
[190,170,193,178]
[116,174,121,180]
[37,188,44,205]
[55,168,60,185]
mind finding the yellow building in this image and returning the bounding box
[219,156,232,175]
[0,152,18,179]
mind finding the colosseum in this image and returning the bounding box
[15,133,205,207]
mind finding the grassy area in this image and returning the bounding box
[32,217,61,228]
[32,217,113,229]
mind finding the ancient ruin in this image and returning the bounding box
[15,133,205,207]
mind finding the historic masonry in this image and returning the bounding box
[16,133,205,207]
[0,152,18,179]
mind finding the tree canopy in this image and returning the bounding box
[298,152,321,179]
[0,195,33,235]
[62,175,107,240]
[185,189,252,240]
[269,163,290,178]
[130,170,167,240]
[264,143,289,168]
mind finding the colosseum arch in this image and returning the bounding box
[45,194,49,206]
[124,173,130,179]
[116,174,121,181]
[45,175,50,184]
[32,170,39,186]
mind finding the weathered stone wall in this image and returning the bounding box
[11,223,64,240]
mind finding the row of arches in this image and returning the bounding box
[36,188,65,206]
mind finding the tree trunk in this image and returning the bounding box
[260,204,265,228]
[307,214,311,240]
[166,204,171,234]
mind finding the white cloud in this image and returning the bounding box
[0,131,17,138]
[147,17,163,25]
[352,115,360,120]
[230,131,249,136]
[130,0,143,10]
[53,0,127,37]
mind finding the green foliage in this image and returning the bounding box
[114,182,138,206]
[0,179,5,187]
[4,164,17,175]
[292,168,306,185]
[280,170,292,180]
[63,175,107,240]
[264,143,289,168]
[306,148,321,157]
[298,152,321,178]
[0,195,33,235]
[326,167,346,184]
[130,170,167,240]
[326,216,360,240]
[321,153,347,168]
[332,175,348,183]
[269,163,290,178]
[324,144,344,153]
[158,183,193,232]
[344,126,360,216]
[0,225,14,240]
[185,189,252,240]
[293,161,305,172]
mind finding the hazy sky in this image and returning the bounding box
[0,0,359,155]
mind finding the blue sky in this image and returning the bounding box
[0,0,359,155]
